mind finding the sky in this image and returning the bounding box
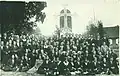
[2,0,120,36]
[37,0,120,36]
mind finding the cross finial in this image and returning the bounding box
[93,8,97,25]
[62,4,68,9]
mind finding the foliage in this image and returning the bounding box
[86,20,105,39]
[86,23,98,38]
[0,1,47,35]
[97,20,104,39]
[54,25,61,37]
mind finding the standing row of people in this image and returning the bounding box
[0,33,119,75]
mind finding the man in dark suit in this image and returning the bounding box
[59,51,66,62]
[52,58,60,76]
[58,60,66,75]
[1,43,10,66]
[101,58,109,74]
[82,58,89,74]
[89,57,99,74]
[37,58,51,75]
[109,57,119,74]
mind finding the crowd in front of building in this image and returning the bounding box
[0,33,119,75]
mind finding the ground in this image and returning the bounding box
[1,71,119,76]
[1,72,44,76]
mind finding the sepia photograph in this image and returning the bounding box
[0,0,120,76]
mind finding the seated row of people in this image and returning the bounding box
[0,33,119,75]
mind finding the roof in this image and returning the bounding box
[60,9,71,13]
[103,25,119,38]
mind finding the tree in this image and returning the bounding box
[97,20,104,39]
[0,1,47,35]
[85,20,105,39]
[54,25,61,37]
[86,23,98,38]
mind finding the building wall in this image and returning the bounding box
[109,38,119,45]
[109,38,119,57]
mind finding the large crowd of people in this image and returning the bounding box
[0,33,119,75]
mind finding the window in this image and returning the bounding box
[116,38,119,44]
[109,39,112,45]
